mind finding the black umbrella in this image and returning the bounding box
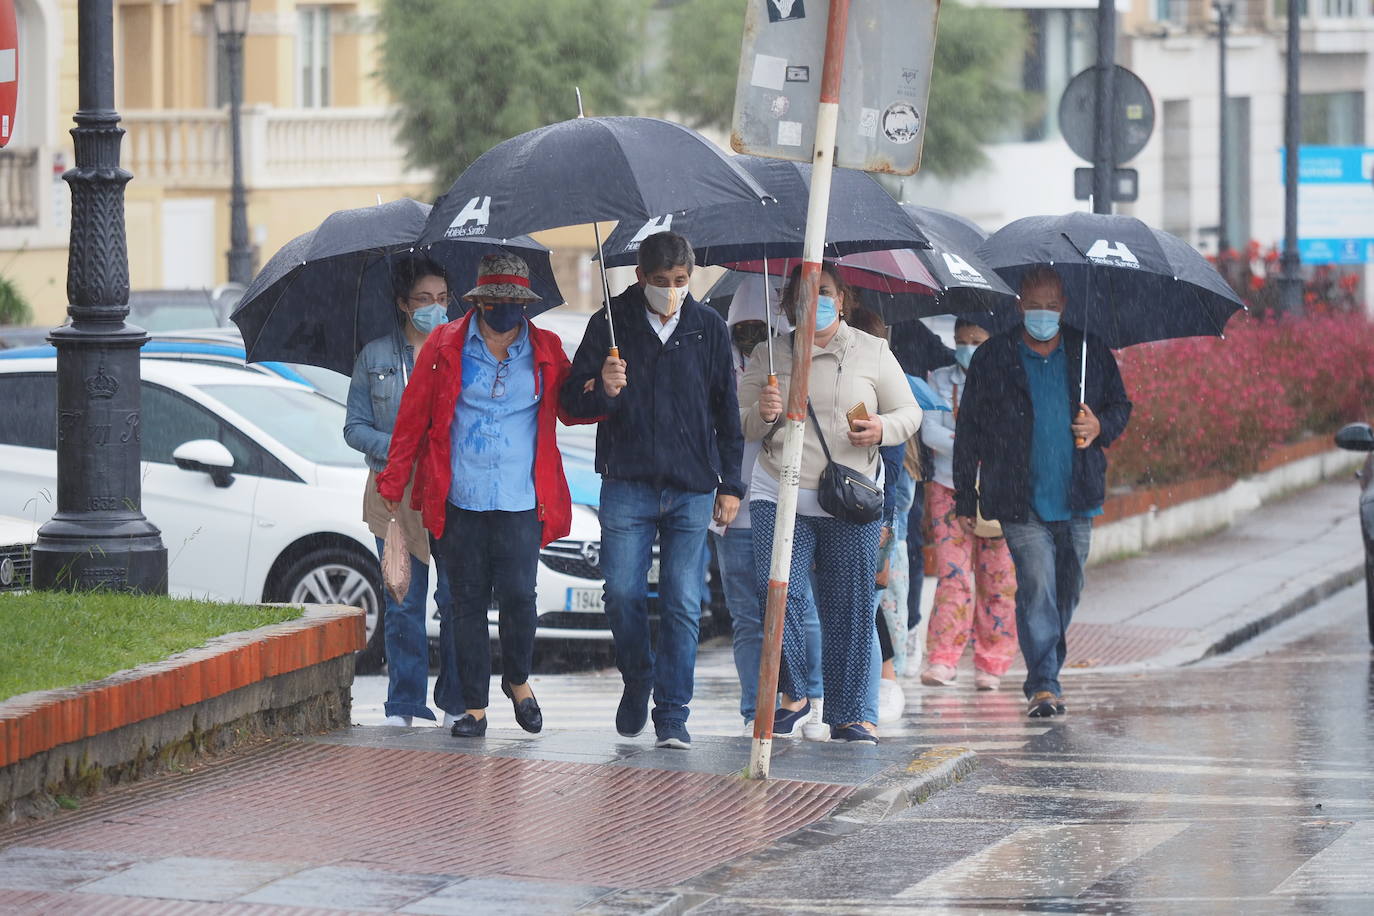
[418,114,769,353]
[419,117,770,243]
[701,268,942,326]
[599,157,929,267]
[899,204,1018,314]
[975,211,1245,349]
[231,199,561,376]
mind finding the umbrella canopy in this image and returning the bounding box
[419,117,771,245]
[899,204,1018,314]
[702,267,943,326]
[975,212,1246,348]
[232,199,561,375]
[598,157,929,267]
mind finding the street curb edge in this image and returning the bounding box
[830,745,978,825]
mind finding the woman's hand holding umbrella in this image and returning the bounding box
[757,382,784,423]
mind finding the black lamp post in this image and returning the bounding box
[1214,0,1233,255]
[31,0,166,592]
[214,0,253,286]
[1091,0,1116,215]
[1279,0,1304,314]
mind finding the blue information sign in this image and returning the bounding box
[1284,146,1374,265]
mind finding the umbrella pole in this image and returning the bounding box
[763,251,777,385]
[748,0,851,781]
[1059,233,1092,446]
[576,86,619,358]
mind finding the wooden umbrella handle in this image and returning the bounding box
[1075,406,1087,448]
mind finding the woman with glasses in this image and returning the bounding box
[378,252,588,738]
[344,254,461,728]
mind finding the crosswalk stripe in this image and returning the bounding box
[998,758,1373,781]
[1271,821,1374,895]
[978,784,1374,809]
[897,822,1188,899]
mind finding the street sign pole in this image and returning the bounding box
[1092,0,1116,215]
[747,0,851,781]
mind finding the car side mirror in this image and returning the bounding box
[172,439,236,488]
[1334,423,1374,453]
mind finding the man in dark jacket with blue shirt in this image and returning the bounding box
[953,266,1131,719]
[561,231,744,750]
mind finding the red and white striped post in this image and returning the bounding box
[747,0,851,781]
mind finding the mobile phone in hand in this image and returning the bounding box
[846,402,870,431]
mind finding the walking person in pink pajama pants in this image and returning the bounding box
[919,318,1018,690]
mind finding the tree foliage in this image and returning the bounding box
[652,0,1024,179]
[378,0,644,188]
[922,2,1026,178]
[0,275,32,325]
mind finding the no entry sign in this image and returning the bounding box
[0,0,16,148]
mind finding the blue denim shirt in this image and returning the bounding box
[1019,339,1101,521]
[449,319,538,512]
[344,327,415,473]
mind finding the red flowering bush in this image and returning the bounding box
[1109,308,1374,487]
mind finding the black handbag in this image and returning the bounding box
[807,401,883,525]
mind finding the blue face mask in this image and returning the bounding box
[954,344,978,370]
[480,302,525,333]
[410,304,448,334]
[815,294,838,329]
[1023,309,1061,342]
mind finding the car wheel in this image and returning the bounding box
[276,546,385,674]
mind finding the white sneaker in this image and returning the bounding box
[442,713,458,728]
[382,715,413,727]
[741,719,755,738]
[801,699,830,741]
[878,679,906,723]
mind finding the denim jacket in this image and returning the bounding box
[344,327,416,473]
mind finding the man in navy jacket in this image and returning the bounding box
[561,231,744,750]
[953,266,1131,719]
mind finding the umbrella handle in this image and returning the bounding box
[768,374,778,387]
[1075,405,1087,448]
[609,346,620,360]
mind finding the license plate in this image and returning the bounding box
[566,587,604,612]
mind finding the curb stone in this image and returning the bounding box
[830,745,978,825]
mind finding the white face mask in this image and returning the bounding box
[644,284,688,317]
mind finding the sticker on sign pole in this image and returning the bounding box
[881,102,920,145]
[767,0,805,22]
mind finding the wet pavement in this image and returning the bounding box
[676,585,1374,914]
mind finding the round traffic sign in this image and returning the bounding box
[1058,65,1155,166]
[0,0,16,149]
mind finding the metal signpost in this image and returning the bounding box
[732,0,934,780]
[1059,64,1153,205]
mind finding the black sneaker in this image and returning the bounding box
[830,723,879,744]
[1055,695,1067,715]
[1027,691,1059,719]
[654,721,692,750]
[616,684,651,737]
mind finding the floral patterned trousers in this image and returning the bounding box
[925,482,1020,675]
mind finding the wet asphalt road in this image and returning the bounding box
[672,585,1374,914]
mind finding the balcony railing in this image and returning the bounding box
[0,148,40,228]
[122,107,433,191]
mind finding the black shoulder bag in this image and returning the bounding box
[807,401,883,525]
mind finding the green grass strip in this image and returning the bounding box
[0,592,300,701]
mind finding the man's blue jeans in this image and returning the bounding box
[600,480,714,727]
[717,526,822,721]
[1000,513,1093,699]
[375,536,437,721]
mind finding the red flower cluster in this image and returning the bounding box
[1108,308,1374,487]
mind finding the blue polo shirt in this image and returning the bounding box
[1019,339,1101,522]
[449,320,538,512]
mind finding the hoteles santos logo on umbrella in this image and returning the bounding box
[446,196,492,237]
[1086,239,1141,268]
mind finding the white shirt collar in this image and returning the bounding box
[645,307,681,344]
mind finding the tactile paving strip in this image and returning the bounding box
[2,740,852,890]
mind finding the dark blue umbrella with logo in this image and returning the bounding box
[900,204,1017,316]
[598,156,930,267]
[975,211,1245,349]
[231,198,561,375]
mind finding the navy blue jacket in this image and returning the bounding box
[953,325,1132,523]
[560,284,745,498]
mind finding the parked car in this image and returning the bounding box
[1334,422,1374,644]
[0,286,247,352]
[0,514,36,593]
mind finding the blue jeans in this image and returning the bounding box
[429,545,462,716]
[718,527,822,721]
[751,501,880,726]
[375,536,436,721]
[600,480,714,727]
[906,479,925,629]
[1001,513,1093,699]
[436,505,541,711]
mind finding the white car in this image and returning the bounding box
[0,513,36,592]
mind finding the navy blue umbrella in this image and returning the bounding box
[419,117,770,245]
[975,211,1245,349]
[899,204,1018,316]
[599,157,929,267]
[701,268,943,326]
[232,199,561,375]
